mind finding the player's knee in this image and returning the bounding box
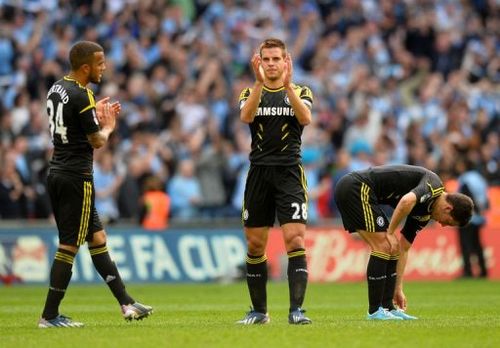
[247,244,266,255]
[372,240,392,254]
[284,235,305,251]
[90,229,107,245]
[360,232,391,254]
[59,244,79,254]
[246,238,266,255]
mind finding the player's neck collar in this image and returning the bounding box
[263,85,285,92]
[64,75,87,89]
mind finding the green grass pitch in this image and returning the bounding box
[1,280,499,348]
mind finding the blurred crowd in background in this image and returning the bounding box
[0,0,499,226]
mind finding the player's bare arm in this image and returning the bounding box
[283,54,311,126]
[385,192,416,252]
[387,192,417,234]
[394,236,412,310]
[240,53,264,124]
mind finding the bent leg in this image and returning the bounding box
[88,230,134,305]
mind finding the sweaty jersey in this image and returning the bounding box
[239,84,313,166]
[352,164,445,241]
[47,76,100,176]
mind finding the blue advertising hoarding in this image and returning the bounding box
[0,227,247,283]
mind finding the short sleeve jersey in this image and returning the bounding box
[47,77,100,176]
[238,84,313,166]
[352,165,445,243]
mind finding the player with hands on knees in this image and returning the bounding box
[334,165,473,320]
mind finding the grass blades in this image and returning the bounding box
[1,281,499,348]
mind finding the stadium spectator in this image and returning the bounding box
[94,149,123,224]
[0,150,26,218]
[0,0,497,223]
[117,154,144,221]
[140,175,171,230]
[329,148,352,218]
[167,158,202,220]
[192,124,230,219]
[456,155,489,278]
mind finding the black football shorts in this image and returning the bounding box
[333,173,389,233]
[243,164,308,227]
[47,171,103,246]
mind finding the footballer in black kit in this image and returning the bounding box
[239,84,313,227]
[239,84,313,166]
[334,164,473,320]
[39,41,152,329]
[335,164,449,243]
[46,76,102,246]
[236,38,313,325]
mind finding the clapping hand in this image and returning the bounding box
[96,97,121,119]
[251,53,265,83]
[283,53,292,88]
[96,97,117,130]
[110,101,121,117]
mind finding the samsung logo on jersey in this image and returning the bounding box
[47,85,70,104]
[255,107,295,117]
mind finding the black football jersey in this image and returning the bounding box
[353,165,445,241]
[47,76,100,176]
[239,84,313,166]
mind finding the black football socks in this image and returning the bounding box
[245,254,268,314]
[287,248,308,312]
[42,248,75,319]
[382,255,399,311]
[89,244,134,305]
[367,251,389,314]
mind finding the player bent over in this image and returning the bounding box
[334,165,472,320]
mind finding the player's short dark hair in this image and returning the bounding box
[69,41,104,71]
[446,192,474,227]
[259,38,287,57]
